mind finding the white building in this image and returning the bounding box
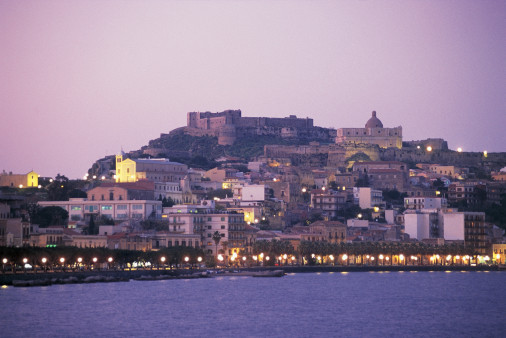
[353,187,383,209]
[39,198,162,221]
[240,184,266,202]
[404,212,436,240]
[403,209,487,253]
[404,197,447,210]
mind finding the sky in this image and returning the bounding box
[1,0,505,179]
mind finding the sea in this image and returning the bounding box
[1,271,505,337]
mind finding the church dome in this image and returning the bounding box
[365,111,383,128]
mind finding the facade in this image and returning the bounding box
[492,244,506,265]
[39,198,162,221]
[151,232,202,250]
[115,154,187,183]
[87,182,155,201]
[239,184,266,202]
[336,111,402,149]
[310,189,346,220]
[162,208,246,258]
[0,218,30,247]
[353,187,383,209]
[0,171,38,188]
[404,197,447,210]
[447,181,486,206]
[404,209,488,254]
[300,221,347,244]
[331,172,359,191]
[107,233,152,251]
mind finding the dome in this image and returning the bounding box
[365,111,383,128]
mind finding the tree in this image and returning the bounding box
[355,175,370,187]
[31,206,68,228]
[87,215,97,235]
[207,189,232,200]
[212,231,222,259]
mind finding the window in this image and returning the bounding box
[71,206,82,211]
[221,225,225,229]
[101,205,112,210]
[132,204,143,210]
[117,205,127,210]
[207,226,212,229]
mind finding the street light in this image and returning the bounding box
[41,257,47,272]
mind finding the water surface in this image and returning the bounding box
[1,271,504,337]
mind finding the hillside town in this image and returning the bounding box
[1,111,506,268]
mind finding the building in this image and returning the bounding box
[115,154,187,183]
[353,161,408,191]
[0,218,30,247]
[162,206,246,258]
[427,164,468,180]
[38,198,162,221]
[336,111,402,149]
[107,232,152,251]
[353,187,383,209]
[87,181,155,201]
[239,184,266,202]
[447,181,486,206]
[151,232,202,250]
[331,172,359,191]
[0,171,38,188]
[404,209,488,254]
[300,220,347,244]
[492,244,506,265]
[404,197,447,210]
[310,189,346,220]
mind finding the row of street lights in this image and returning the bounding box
[2,256,114,273]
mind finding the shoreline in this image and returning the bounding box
[1,265,502,287]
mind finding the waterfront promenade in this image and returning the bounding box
[0,264,501,286]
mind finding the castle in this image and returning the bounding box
[186,110,332,145]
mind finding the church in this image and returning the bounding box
[335,111,402,149]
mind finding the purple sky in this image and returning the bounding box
[1,1,505,179]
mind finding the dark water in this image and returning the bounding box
[1,271,505,337]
